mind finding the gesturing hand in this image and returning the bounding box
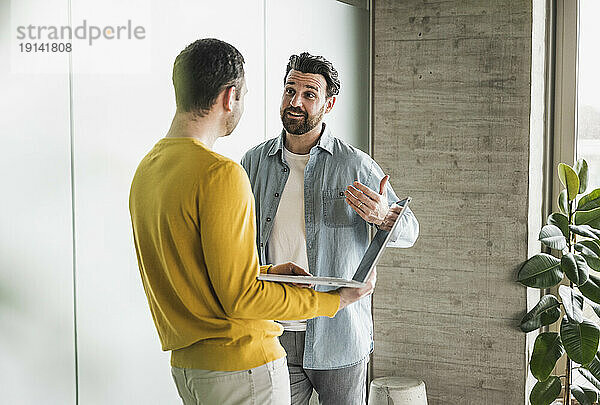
[345,175,390,226]
[378,204,403,232]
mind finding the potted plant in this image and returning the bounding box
[518,159,600,405]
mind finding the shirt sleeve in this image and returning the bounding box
[387,204,419,248]
[240,151,250,175]
[199,160,340,320]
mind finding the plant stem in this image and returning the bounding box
[565,357,571,404]
[568,201,573,251]
[564,199,574,405]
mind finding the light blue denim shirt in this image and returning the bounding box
[241,125,419,369]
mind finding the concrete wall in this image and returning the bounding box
[372,1,542,404]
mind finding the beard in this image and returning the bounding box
[281,104,325,135]
[224,101,243,136]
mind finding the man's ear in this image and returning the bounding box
[325,96,336,113]
[223,86,236,112]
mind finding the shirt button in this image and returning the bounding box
[339,192,344,197]
[260,242,264,247]
[282,168,288,172]
[266,217,271,222]
[274,193,280,197]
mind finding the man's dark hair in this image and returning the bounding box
[284,52,340,98]
[173,38,245,116]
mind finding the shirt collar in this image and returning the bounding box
[267,123,334,157]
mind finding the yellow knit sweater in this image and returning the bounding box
[129,137,340,371]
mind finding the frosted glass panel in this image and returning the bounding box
[71,0,265,403]
[0,1,75,404]
[265,0,370,152]
[1,1,370,403]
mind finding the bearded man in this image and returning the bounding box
[241,52,419,405]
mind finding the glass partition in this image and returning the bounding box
[1,0,370,403]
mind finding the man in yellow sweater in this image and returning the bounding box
[129,39,375,405]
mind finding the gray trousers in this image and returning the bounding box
[279,331,368,405]
[171,357,290,405]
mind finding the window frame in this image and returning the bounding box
[551,0,579,211]
[547,0,581,394]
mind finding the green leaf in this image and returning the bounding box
[585,298,600,319]
[517,253,563,288]
[574,207,600,229]
[539,225,567,251]
[561,253,590,286]
[580,273,600,304]
[559,163,580,201]
[520,295,562,332]
[584,255,600,272]
[580,367,600,391]
[570,225,600,240]
[571,384,597,405]
[586,352,600,376]
[559,189,570,215]
[558,285,584,323]
[584,386,599,403]
[576,241,600,257]
[548,213,570,238]
[576,241,600,271]
[579,188,600,211]
[584,387,599,403]
[560,316,600,365]
[529,377,562,405]
[582,355,600,404]
[584,353,600,387]
[530,332,565,381]
[575,158,589,194]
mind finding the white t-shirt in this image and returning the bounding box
[267,146,310,332]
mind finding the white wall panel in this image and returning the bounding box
[1,1,370,403]
[70,1,265,403]
[0,1,75,404]
[265,0,370,152]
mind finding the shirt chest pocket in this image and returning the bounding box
[322,188,361,228]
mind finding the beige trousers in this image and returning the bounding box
[171,357,291,405]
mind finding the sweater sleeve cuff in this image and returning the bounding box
[259,265,272,274]
[317,291,341,318]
